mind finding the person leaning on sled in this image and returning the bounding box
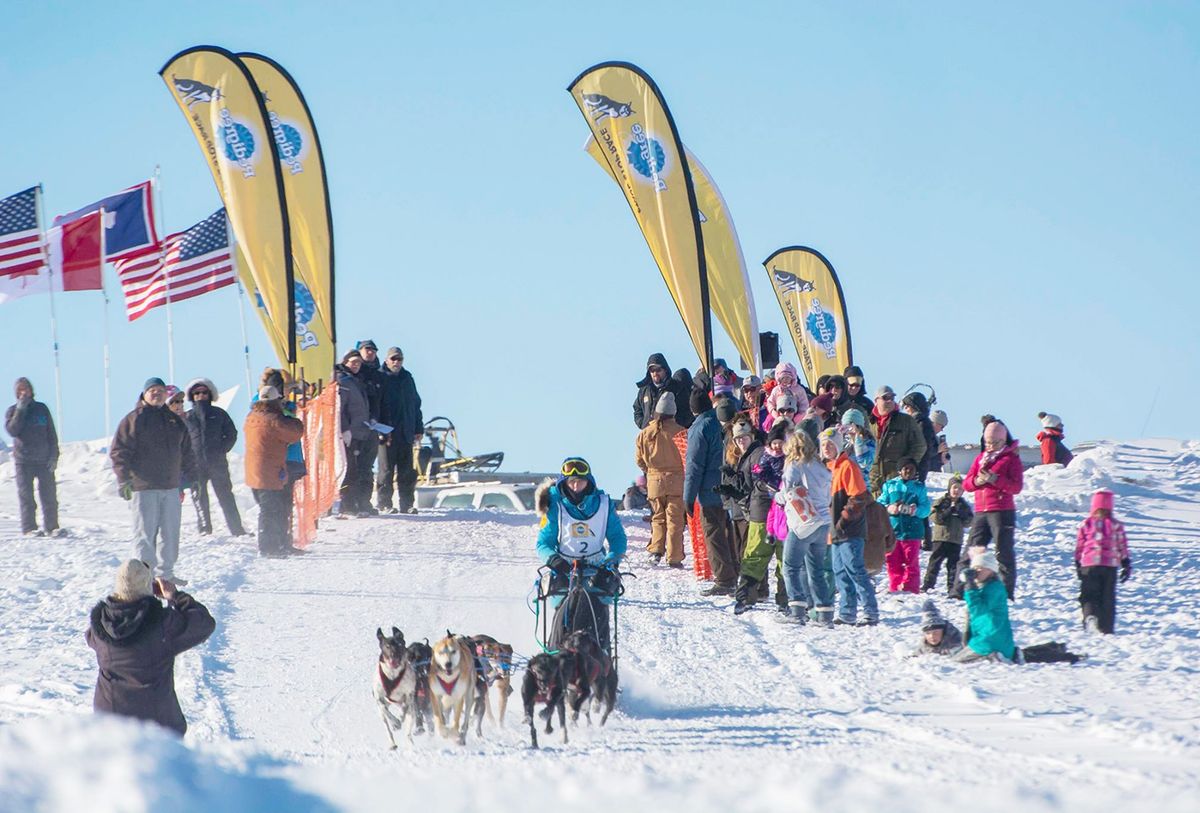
[86,559,215,736]
[535,457,627,652]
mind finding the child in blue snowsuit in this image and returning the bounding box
[879,458,931,593]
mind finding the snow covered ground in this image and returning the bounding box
[0,439,1197,812]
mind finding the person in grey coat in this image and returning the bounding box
[5,376,59,535]
[683,389,737,589]
[86,560,215,735]
[911,599,963,656]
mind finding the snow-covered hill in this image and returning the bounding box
[0,439,1197,812]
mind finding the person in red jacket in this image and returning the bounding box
[1036,412,1073,466]
[960,420,1024,599]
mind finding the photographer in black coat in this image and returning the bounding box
[5,377,59,535]
[375,347,424,513]
[86,559,215,736]
[183,378,244,536]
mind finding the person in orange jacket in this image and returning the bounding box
[244,385,305,557]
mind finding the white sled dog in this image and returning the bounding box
[373,627,417,748]
[429,632,476,744]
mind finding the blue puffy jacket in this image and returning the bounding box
[536,482,628,567]
[878,476,931,540]
[683,409,723,509]
[965,577,1015,659]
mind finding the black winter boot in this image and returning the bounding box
[734,575,758,615]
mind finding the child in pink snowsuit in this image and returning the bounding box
[1074,489,1131,634]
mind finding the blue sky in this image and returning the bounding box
[2,2,1197,487]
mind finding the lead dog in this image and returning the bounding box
[468,633,515,726]
[562,630,617,726]
[428,631,476,745]
[521,651,576,748]
[374,627,417,748]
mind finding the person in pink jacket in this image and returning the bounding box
[1074,489,1131,633]
[958,420,1024,599]
[771,363,809,416]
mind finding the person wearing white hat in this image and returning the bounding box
[952,548,1015,663]
[1036,411,1074,466]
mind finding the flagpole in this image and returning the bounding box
[34,185,64,433]
[100,210,112,436]
[153,166,175,383]
[227,215,254,398]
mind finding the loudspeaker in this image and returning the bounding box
[759,332,780,370]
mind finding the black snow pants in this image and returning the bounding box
[923,541,961,595]
[1079,565,1118,634]
[954,510,1017,599]
[375,436,417,511]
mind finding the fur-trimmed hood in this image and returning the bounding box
[185,377,218,403]
[534,477,555,518]
[89,596,163,645]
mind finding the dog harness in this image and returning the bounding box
[436,674,459,696]
[378,663,408,702]
[557,494,609,560]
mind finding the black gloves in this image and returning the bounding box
[959,567,978,591]
[547,554,569,574]
[714,483,739,498]
[1120,558,1132,583]
[720,463,737,477]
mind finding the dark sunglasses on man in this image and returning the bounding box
[192,389,210,398]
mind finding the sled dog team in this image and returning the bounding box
[373,628,614,749]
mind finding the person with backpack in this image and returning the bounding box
[1037,412,1074,466]
[1074,489,1132,633]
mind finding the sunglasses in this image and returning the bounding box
[192,390,211,397]
[561,458,590,477]
[847,379,863,386]
[877,394,895,401]
[388,356,403,362]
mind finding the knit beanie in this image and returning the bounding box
[816,374,831,393]
[774,391,797,412]
[947,472,964,488]
[655,390,677,416]
[810,393,835,413]
[840,408,867,429]
[342,349,362,364]
[970,549,1000,573]
[920,599,948,631]
[143,377,166,393]
[1090,490,1114,512]
[689,388,712,415]
[819,426,847,451]
[767,421,791,444]
[714,397,737,423]
[931,409,949,429]
[113,560,153,602]
[1038,412,1063,429]
[742,375,763,389]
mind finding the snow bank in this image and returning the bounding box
[0,715,334,813]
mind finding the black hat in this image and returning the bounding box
[714,397,737,423]
[902,391,929,414]
[767,421,791,444]
[689,388,712,415]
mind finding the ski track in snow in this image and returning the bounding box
[0,439,1197,812]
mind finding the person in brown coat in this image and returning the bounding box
[244,385,305,557]
[86,559,215,736]
[634,390,686,566]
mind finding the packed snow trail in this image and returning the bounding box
[0,440,1197,812]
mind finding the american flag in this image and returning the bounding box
[0,187,47,279]
[113,209,235,321]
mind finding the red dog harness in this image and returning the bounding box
[378,663,408,701]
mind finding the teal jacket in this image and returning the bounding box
[536,484,628,567]
[964,578,1015,659]
[878,477,931,540]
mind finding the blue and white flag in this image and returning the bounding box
[55,180,158,261]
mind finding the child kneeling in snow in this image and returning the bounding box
[912,599,963,656]
[1074,489,1132,634]
[953,550,1015,663]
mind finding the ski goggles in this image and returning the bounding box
[560,457,591,477]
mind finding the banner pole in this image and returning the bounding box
[153,166,175,383]
[100,208,111,435]
[228,216,254,398]
[34,185,64,433]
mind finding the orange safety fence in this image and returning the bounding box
[671,432,713,581]
[292,385,343,548]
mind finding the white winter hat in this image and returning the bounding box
[113,559,153,602]
[655,391,677,416]
[1039,412,1063,429]
[931,409,949,429]
[970,550,1001,574]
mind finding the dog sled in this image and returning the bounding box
[530,557,625,667]
[417,417,504,482]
